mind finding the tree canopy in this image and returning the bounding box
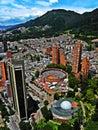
[19,121,32,130]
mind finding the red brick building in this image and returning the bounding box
[59,51,67,66]
[0,62,8,89]
[52,44,60,64]
[52,44,66,66]
[81,57,89,78]
[72,40,82,74]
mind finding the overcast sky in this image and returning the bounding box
[0,0,98,25]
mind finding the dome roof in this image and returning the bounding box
[60,101,72,109]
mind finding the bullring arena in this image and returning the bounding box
[31,68,68,98]
[40,68,67,83]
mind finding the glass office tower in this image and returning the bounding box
[8,60,27,121]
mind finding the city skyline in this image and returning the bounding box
[0,0,98,25]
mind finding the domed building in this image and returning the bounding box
[60,101,72,109]
[50,98,78,122]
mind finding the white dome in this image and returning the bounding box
[60,101,72,109]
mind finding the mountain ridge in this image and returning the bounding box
[0,8,98,41]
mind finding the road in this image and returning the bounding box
[8,116,20,130]
[1,95,20,130]
[80,101,86,130]
[80,101,86,119]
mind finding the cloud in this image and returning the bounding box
[36,1,50,6]
[22,0,30,2]
[49,0,58,4]
[1,6,45,18]
[12,3,26,9]
[36,0,59,6]
[0,0,14,4]
[0,3,48,25]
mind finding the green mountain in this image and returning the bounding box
[24,9,81,30]
[72,8,98,36]
[2,8,98,41]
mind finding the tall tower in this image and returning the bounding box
[59,51,67,66]
[81,57,89,78]
[8,59,27,121]
[0,61,8,89]
[52,44,67,66]
[72,40,82,74]
[52,44,60,64]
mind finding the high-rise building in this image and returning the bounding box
[0,61,8,89]
[52,44,60,64]
[59,51,67,66]
[72,40,82,74]
[81,57,89,78]
[8,60,27,121]
[52,44,66,66]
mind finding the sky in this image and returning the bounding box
[0,0,98,25]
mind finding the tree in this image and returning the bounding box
[41,106,53,121]
[14,45,18,50]
[85,88,95,103]
[54,93,60,100]
[85,121,98,130]
[92,110,98,122]
[34,119,46,130]
[43,124,53,130]
[66,65,72,74]
[36,55,40,61]
[0,127,10,130]
[44,100,49,106]
[80,79,89,93]
[66,91,75,98]
[31,76,35,81]
[68,74,79,88]
[33,120,57,130]
[0,100,9,122]
[19,121,32,130]
[85,44,95,51]
[35,70,39,78]
[47,63,66,71]
[73,120,80,130]
[58,123,73,130]
[84,102,95,120]
[89,78,98,94]
[92,100,98,121]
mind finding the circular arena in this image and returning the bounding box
[40,68,67,83]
